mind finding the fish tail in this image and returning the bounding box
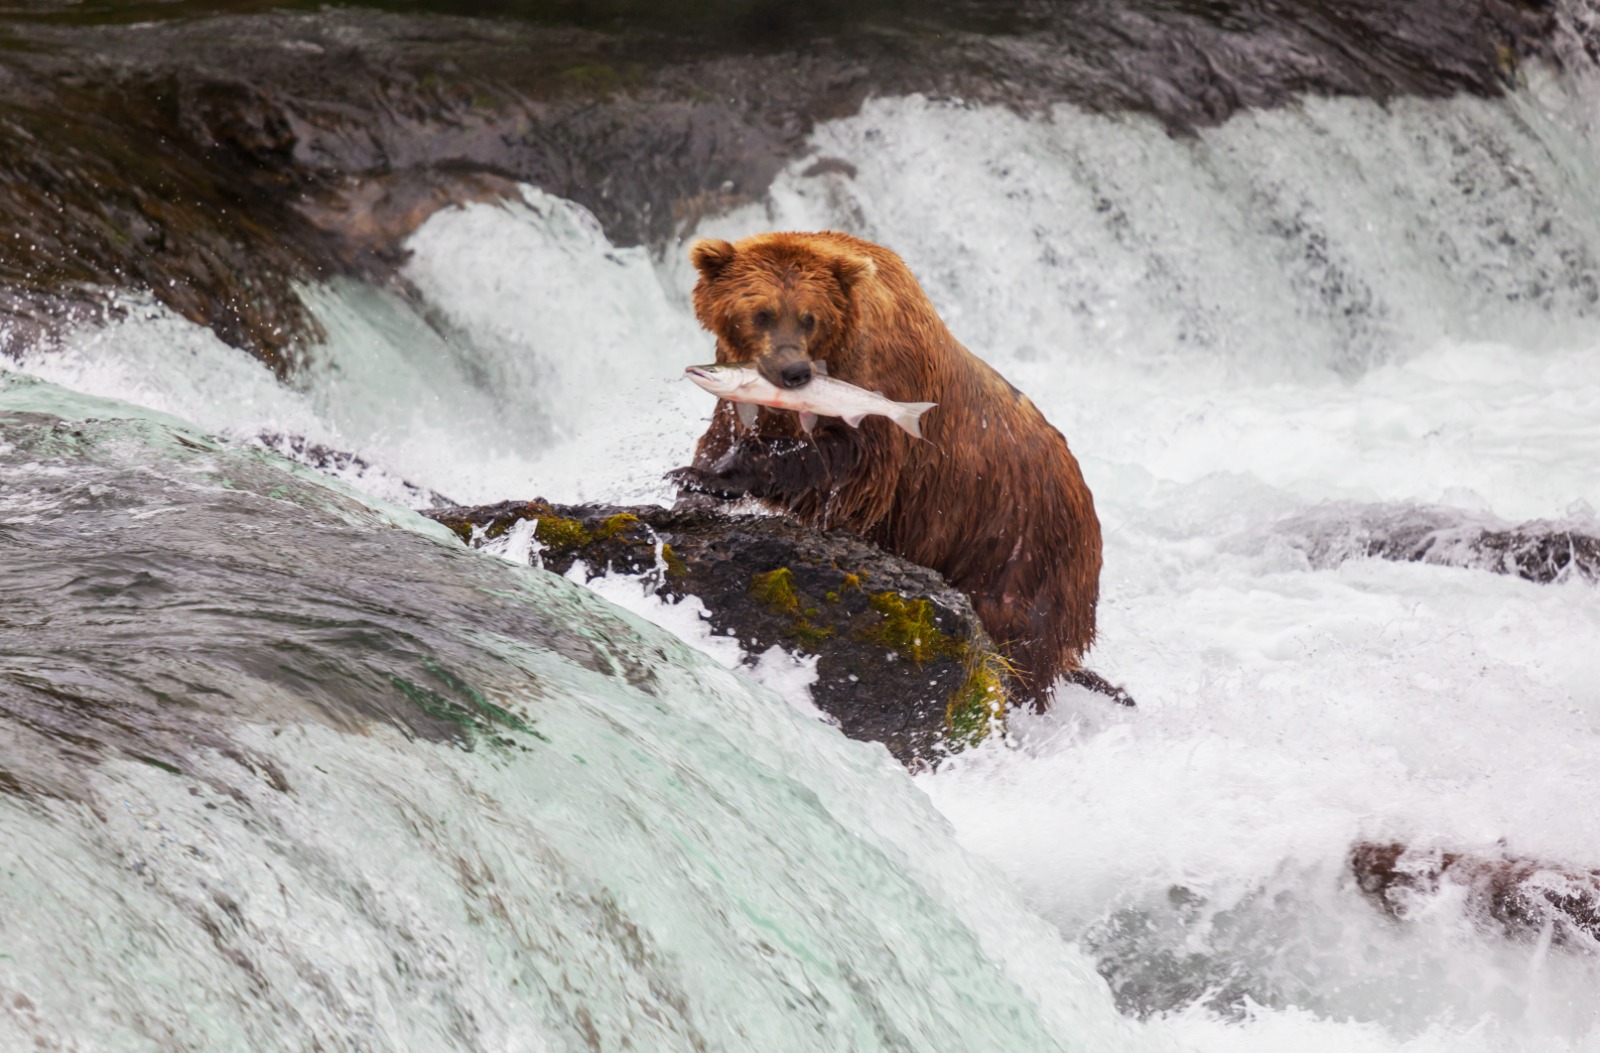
[890,401,937,440]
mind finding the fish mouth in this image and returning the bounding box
[684,365,716,381]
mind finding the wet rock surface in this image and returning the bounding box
[1269,502,1600,584]
[1,1,1580,366]
[1351,841,1600,945]
[424,498,1011,765]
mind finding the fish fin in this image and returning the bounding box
[813,361,829,376]
[798,411,818,435]
[890,401,937,440]
[735,401,759,431]
[842,413,866,428]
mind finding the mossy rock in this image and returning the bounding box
[425,499,1015,765]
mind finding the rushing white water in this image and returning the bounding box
[0,377,1149,1053]
[12,54,1600,1052]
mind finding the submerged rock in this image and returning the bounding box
[425,499,1012,765]
[1270,503,1600,584]
[1350,841,1600,946]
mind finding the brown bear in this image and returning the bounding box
[668,230,1103,709]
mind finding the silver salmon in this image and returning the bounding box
[685,363,936,439]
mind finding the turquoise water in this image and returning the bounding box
[0,376,1144,1051]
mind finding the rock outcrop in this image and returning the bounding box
[1351,841,1600,945]
[424,499,1016,765]
[1269,503,1600,584]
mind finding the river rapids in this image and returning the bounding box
[4,3,1600,1050]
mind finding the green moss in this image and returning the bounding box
[751,567,836,650]
[594,512,641,541]
[532,515,592,551]
[438,506,671,565]
[863,590,961,665]
[659,543,689,578]
[751,567,801,615]
[944,648,1012,749]
[824,591,840,603]
[791,621,835,648]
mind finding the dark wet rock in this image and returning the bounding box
[1,2,1586,366]
[1270,502,1600,584]
[1351,841,1600,945]
[424,498,1013,765]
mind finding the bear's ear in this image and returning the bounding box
[690,239,737,280]
[833,253,876,293]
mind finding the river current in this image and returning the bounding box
[5,22,1600,1053]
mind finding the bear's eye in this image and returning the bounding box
[800,314,816,333]
[753,309,773,329]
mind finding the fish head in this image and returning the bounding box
[688,235,876,391]
[683,363,748,396]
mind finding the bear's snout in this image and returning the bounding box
[778,360,813,388]
[757,344,814,390]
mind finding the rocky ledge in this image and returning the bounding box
[424,499,1017,766]
[3,1,1589,369]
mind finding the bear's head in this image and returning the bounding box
[689,234,876,390]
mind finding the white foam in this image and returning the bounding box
[16,293,326,439]
[398,187,711,505]
[581,566,829,723]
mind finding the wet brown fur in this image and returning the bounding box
[681,231,1102,708]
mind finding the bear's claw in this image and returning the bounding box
[664,466,753,499]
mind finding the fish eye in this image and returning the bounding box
[753,309,773,328]
[800,314,816,332]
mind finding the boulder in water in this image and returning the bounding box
[1350,841,1600,945]
[425,499,1017,765]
